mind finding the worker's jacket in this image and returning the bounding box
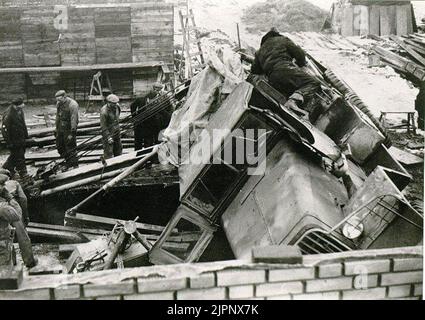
[251,35,307,77]
[56,97,79,134]
[100,104,121,140]
[1,105,28,148]
[0,190,22,236]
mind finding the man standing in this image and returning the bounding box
[130,83,173,149]
[0,174,37,268]
[1,98,32,186]
[251,28,320,117]
[55,90,79,169]
[100,94,122,159]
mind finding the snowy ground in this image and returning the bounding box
[170,0,419,120]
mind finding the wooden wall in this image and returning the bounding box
[0,1,174,103]
[333,1,415,37]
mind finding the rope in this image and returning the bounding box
[42,83,188,172]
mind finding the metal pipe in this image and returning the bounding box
[65,145,159,216]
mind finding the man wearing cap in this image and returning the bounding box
[0,169,29,227]
[100,94,122,159]
[1,98,32,186]
[0,173,37,268]
[55,90,79,169]
[251,28,320,119]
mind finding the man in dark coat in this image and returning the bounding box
[0,174,37,268]
[130,83,173,150]
[251,28,320,117]
[55,90,79,169]
[1,98,32,185]
[100,94,122,159]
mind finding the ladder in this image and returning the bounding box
[179,9,205,79]
[86,71,112,111]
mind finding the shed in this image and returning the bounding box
[329,0,417,37]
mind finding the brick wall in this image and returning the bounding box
[0,246,422,300]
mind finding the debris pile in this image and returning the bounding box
[241,0,327,34]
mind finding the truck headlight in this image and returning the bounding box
[342,217,364,240]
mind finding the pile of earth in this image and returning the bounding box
[241,0,328,34]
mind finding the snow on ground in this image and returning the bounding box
[287,32,418,119]
[169,0,419,120]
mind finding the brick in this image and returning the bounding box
[228,285,254,299]
[0,288,51,300]
[252,245,302,264]
[388,285,412,298]
[138,277,187,293]
[123,292,175,300]
[293,292,340,300]
[54,285,81,300]
[256,281,303,297]
[216,270,265,286]
[414,284,423,296]
[345,259,390,275]
[353,274,378,289]
[266,295,292,300]
[306,277,353,293]
[95,295,122,300]
[84,280,135,298]
[393,258,423,272]
[381,271,423,286]
[269,267,314,282]
[342,287,386,300]
[177,287,226,300]
[318,263,343,278]
[190,273,215,289]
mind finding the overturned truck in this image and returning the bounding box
[149,53,423,264]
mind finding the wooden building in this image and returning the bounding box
[0,0,174,103]
[329,0,416,37]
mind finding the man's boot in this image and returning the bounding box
[283,92,309,120]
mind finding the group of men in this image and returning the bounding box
[0,83,171,269]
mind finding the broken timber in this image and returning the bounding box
[64,213,176,235]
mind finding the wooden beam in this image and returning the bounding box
[64,212,176,235]
[0,61,164,74]
[391,35,425,66]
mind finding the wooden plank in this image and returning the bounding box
[358,5,369,36]
[0,61,164,74]
[369,5,380,36]
[401,38,425,55]
[396,4,411,35]
[380,5,397,36]
[389,147,424,166]
[27,227,97,244]
[391,35,425,66]
[28,222,107,236]
[64,213,176,234]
